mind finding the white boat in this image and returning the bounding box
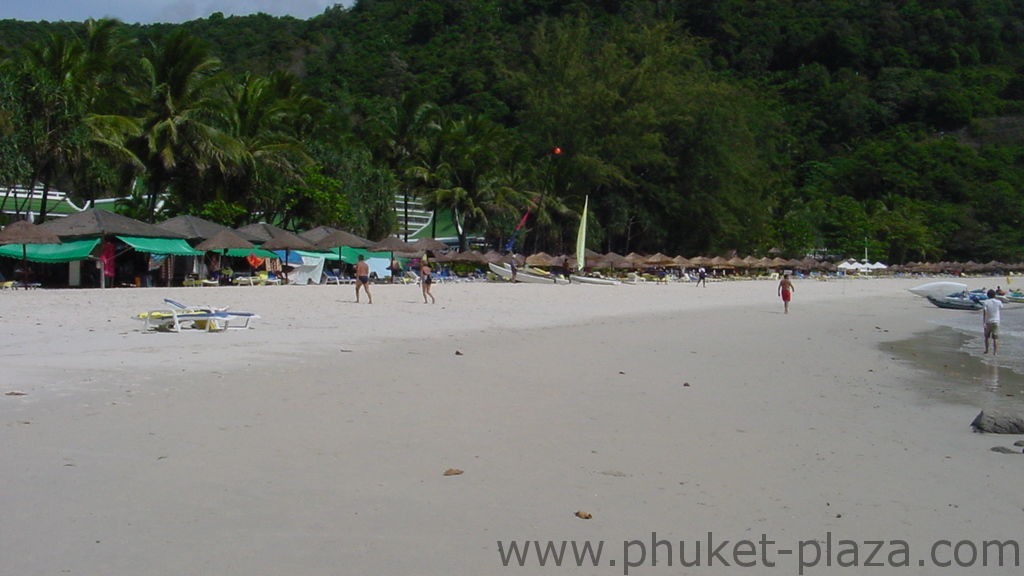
[570,274,621,285]
[926,294,982,310]
[488,262,559,284]
[908,281,968,298]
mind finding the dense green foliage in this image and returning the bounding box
[3,0,1024,261]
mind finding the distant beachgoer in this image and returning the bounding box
[509,258,518,282]
[778,273,795,314]
[563,257,572,283]
[355,254,372,304]
[696,267,707,287]
[982,289,1003,354]
[420,262,435,304]
[389,258,401,284]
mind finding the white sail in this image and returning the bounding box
[575,196,588,272]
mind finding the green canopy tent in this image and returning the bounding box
[0,237,97,263]
[40,209,193,287]
[0,220,64,286]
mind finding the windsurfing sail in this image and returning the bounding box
[503,198,536,252]
[575,196,588,272]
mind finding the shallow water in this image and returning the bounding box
[886,305,1024,412]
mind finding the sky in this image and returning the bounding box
[0,1,353,24]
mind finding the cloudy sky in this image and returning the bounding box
[1,1,353,24]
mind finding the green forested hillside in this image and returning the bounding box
[2,0,1024,262]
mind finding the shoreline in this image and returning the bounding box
[886,323,1024,412]
[3,278,1024,575]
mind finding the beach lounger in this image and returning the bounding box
[322,270,353,285]
[135,299,260,332]
[163,298,259,329]
[137,307,232,332]
[257,271,282,285]
[183,274,218,287]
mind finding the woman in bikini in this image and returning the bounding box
[420,261,435,304]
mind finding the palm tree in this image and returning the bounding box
[364,93,440,239]
[218,71,313,226]
[416,114,524,251]
[132,30,237,220]
[14,30,88,221]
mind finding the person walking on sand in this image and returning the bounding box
[355,254,372,304]
[389,257,401,284]
[982,289,1003,354]
[420,261,435,304]
[778,273,794,314]
[696,267,707,287]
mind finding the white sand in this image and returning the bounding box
[2,277,1022,575]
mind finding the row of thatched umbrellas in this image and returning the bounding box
[8,211,1024,277]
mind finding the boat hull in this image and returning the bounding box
[488,262,558,284]
[570,274,621,285]
[926,295,981,310]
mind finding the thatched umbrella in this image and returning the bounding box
[370,236,416,253]
[254,228,315,283]
[603,252,631,269]
[411,237,449,253]
[41,208,187,239]
[195,229,255,252]
[673,255,692,269]
[526,252,555,267]
[194,229,257,281]
[302,226,373,249]
[447,250,488,264]
[483,250,505,263]
[0,220,62,285]
[709,256,730,268]
[689,255,710,268]
[158,214,232,241]
[645,252,676,267]
[623,252,647,269]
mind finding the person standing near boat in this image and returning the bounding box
[778,273,795,314]
[982,289,1003,354]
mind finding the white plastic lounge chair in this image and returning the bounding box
[163,298,259,329]
[322,270,353,284]
[183,274,218,287]
[137,307,231,332]
[135,298,259,331]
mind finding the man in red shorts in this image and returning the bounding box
[778,273,794,314]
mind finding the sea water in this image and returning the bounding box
[892,304,1024,411]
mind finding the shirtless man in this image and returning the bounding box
[778,273,794,314]
[355,254,372,304]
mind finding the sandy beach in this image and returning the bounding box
[2,276,1022,575]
